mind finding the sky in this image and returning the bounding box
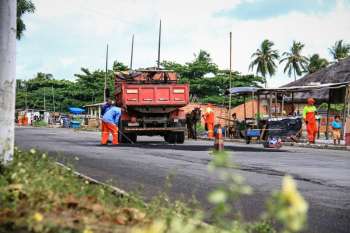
[17,0,350,87]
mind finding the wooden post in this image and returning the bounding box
[341,86,350,140]
[268,93,272,118]
[325,90,331,140]
[252,92,255,120]
[130,34,134,69]
[274,92,277,118]
[281,94,284,116]
[104,44,109,103]
[243,95,247,140]
[291,92,295,115]
[257,94,260,121]
[243,95,247,123]
[228,32,232,127]
[157,20,161,69]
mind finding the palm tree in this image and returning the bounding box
[249,39,279,88]
[329,40,350,61]
[280,41,308,81]
[307,54,329,73]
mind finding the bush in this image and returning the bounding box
[32,120,48,127]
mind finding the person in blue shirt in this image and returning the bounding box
[331,115,342,145]
[101,105,122,145]
[101,98,113,117]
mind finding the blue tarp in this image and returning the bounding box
[68,107,85,114]
[228,87,259,95]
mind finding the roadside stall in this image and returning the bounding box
[227,81,350,147]
[68,107,85,128]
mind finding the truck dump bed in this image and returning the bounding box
[115,70,189,107]
[118,82,189,106]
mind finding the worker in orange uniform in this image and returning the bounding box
[204,104,215,139]
[101,105,122,145]
[303,98,317,144]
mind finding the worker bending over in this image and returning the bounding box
[204,104,215,139]
[303,98,317,144]
[101,98,113,116]
[101,104,121,145]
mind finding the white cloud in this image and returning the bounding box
[18,0,350,88]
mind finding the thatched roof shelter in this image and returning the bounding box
[282,57,350,103]
[284,57,350,87]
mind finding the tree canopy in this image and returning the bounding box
[249,39,279,87]
[162,50,264,105]
[329,40,350,61]
[162,50,218,79]
[280,41,308,81]
[16,68,115,112]
[17,51,264,111]
[17,0,35,40]
[307,54,329,74]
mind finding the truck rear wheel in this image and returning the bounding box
[164,132,185,144]
[164,133,175,144]
[176,132,185,144]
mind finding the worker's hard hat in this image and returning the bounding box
[307,98,315,104]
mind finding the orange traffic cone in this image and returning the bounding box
[214,125,224,151]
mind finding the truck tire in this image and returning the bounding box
[176,132,185,144]
[164,132,184,144]
[164,133,176,144]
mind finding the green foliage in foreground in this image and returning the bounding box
[0,149,308,233]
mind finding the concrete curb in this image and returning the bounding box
[55,162,210,228]
[196,137,350,151]
[55,162,128,196]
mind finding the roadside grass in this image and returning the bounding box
[32,121,48,127]
[0,149,308,233]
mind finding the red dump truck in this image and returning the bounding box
[115,69,189,144]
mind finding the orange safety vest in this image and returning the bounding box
[205,107,214,124]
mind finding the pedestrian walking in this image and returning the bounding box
[331,115,342,145]
[303,98,318,144]
[101,104,121,145]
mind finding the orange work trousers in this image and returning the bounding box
[207,122,214,139]
[306,112,317,143]
[101,121,119,145]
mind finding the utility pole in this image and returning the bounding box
[104,44,109,103]
[228,32,232,125]
[0,0,16,164]
[130,34,134,70]
[43,87,46,111]
[157,20,161,69]
[25,83,28,110]
[52,86,55,112]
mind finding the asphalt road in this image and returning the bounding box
[15,127,350,233]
